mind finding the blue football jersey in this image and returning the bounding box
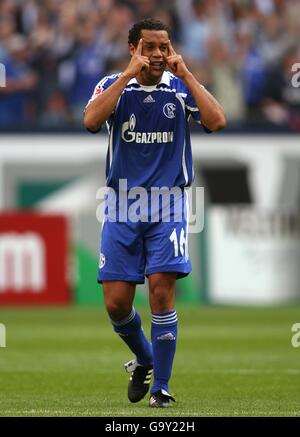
[87,71,206,190]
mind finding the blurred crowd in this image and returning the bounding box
[0,0,299,131]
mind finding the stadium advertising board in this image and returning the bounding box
[207,207,300,304]
[0,213,71,304]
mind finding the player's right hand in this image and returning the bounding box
[123,39,149,79]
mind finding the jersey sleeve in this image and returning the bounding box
[185,86,212,133]
[84,74,120,133]
[86,74,120,107]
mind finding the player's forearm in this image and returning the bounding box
[183,72,226,132]
[84,73,130,132]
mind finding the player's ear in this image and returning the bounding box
[129,43,136,56]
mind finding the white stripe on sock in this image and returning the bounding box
[152,311,177,319]
[152,318,178,325]
[151,311,177,325]
[111,308,136,327]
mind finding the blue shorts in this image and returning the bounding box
[97,188,191,284]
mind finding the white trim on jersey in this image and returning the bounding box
[127,71,171,87]
[186,105,199,112]
[105,121,114,183]
[97,73,120,90]
[108,123,114,169]
[175,93,189,186]
[124,86,177,93]
[184,188,190,261]
[187,113,202,125]
[182,134,188,186]
[122,86,177,94]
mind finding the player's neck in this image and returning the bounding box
[136,72,162,86]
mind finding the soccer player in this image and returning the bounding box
[84,18,226,408]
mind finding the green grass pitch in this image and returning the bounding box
[0,305,299,416]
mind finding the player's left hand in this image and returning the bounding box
[164,41,190,79]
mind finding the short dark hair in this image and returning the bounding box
[128,18,170,46]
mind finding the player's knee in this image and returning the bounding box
[105,300,132,322]
[149,279,174,311]
[151,293,170,311]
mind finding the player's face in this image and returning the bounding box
[138,30,169,81]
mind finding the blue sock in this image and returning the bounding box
[111,308,153,367]
[151,310,178,394]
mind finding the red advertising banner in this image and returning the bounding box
[0,213,71,305]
